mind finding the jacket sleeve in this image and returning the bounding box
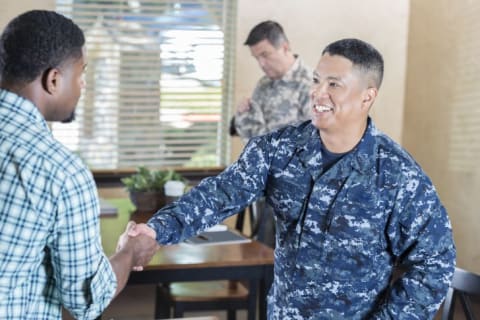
[234,80,269,141]
[148,135,273,244]
[370,175,456,319]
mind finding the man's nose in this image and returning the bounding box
[257,57,267,68]
[311,83,328,100]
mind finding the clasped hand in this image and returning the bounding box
[116,221,159,271]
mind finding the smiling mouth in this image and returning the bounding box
[313,104,334,112]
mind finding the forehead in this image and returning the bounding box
[249,39,277,55]
[315,54,355,77]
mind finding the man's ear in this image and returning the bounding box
[41,68,60,95]
[281,41,291,53]
[362,87,378,110]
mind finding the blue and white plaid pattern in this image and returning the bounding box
[0,89,116,319]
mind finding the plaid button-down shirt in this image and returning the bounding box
[0,89,116,319]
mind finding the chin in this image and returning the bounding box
[61,112,76,123]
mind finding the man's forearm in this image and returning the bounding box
[109,249,134,297]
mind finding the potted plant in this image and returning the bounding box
[121,166,186,212]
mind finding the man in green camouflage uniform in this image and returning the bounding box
[132,38,456,319]
[231,20,312,142]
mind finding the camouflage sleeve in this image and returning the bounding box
[370,176,456,319]
[298,82,312,121]
[147,135,272,244]
[234,92,268,141]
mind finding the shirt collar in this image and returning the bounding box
[0,89,49,131]
[294,118,378,179]
[277,55,302,83]
[342,117,378,175]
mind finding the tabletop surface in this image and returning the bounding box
[100,199,274,270]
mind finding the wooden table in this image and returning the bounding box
[100,199,274,320]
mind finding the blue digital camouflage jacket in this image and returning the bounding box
[148,118,456,319]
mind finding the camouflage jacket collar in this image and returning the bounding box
[277,56,306,84]
[294,118,378,180]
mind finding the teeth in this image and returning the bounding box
[314,105,333,112]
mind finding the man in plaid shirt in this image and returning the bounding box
[0,10,158,319]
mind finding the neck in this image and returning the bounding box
[1,79,46,116]
[320,120,368,153]
[284,52,296,72]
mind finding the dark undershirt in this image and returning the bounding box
[321,143,349,173]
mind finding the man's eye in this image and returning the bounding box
[329,82,339,87]
[312,77,319,84]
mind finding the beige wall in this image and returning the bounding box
[404,1,480,272]
[232,0,410,158]
[0,0,54,29]
[1,0,410,160]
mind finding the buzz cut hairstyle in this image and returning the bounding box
[244,20,289,48]
[322,38,384,89]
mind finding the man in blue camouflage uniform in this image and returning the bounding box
[131,38,456,319]
[230,20,312,142]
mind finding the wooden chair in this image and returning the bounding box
[442,267,480,320]
[154,203,269,320]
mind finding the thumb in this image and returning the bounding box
[126,221,139,237]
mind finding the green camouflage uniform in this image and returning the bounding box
[234,57,312,141]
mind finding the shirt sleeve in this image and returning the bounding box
[298,82,312,121]
[49,165,116,320]
[370,175,456,319]
[234,81,268,141]
[148,134,272,244]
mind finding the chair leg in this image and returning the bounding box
[227,309,236,320]
[173,304,184,318]
[155,284,172,319]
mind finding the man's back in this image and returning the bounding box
[0,89,117,319]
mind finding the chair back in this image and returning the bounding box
[442,267,480,320]
[235,200,275,248]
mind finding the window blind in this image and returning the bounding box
[54,0,236,169]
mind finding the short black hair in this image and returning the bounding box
[322,38,384,89]
[244,20,288,48]
[0,10,85,86]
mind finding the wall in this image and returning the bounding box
[0,0,54,29]
[404,1,480,272]
[232,0,410,159]
[1,0,410,161]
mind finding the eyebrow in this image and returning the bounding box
[312,71,342,82]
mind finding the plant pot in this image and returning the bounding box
[129,191,166,213]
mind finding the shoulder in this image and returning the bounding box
[250,120,314,151]
[256,75,273,88]
[372,128,434,191]
[295,58,313,82]
[17,126,92,188]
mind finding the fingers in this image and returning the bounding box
[128,223,156,240]
[236,97,251,114]
[130,234,159,268]
[117,222,158,270]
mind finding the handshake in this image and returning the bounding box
[116,221,159,271]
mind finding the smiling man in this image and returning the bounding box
[131,38,456,319]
